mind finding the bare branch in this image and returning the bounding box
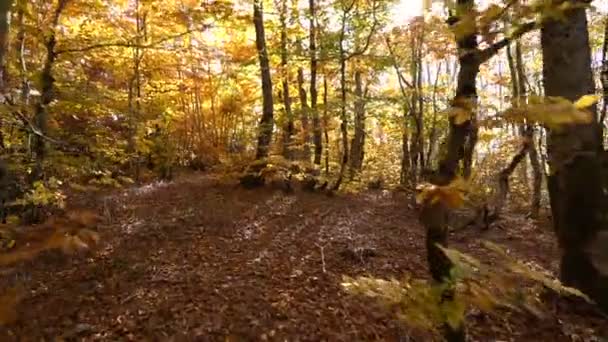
[477,21,537,64]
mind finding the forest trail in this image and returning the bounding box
[1,173,606,341]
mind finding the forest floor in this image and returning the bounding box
[0,172,607,341]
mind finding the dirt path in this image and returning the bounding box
[0,173,606,341]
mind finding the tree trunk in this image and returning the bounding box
[16,0,29,105]
[0,0,12,149]
[349,70,365,174]
[32,0,69,183]
[279,0,294,160]
[600,15,608,133]
[515,40,542,218]
[323,75,330,174]
[0,0,11,89]
[253,0,274,160]
[419,1,482,339]
[400,104,411,185]
[489,134,532,224]
[330,14,349,191]
[127,0,146,181]
[541,2,608,312]
[310,0,322,165]
[297,67,311,161]
[426,61,442,169]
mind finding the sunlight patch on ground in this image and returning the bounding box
[130,181,171,196]
[235,194,296,241]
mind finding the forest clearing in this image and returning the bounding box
[2,0,608,340]
[0,172,606,341]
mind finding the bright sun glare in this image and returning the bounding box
[393,0,423,23]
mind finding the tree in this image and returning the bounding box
[0,0,12,89]
[541,1,608,312]
[310,0,322,165]
[253,0,274,160]
[32,0,70,183]
[279,0,294,160]
[419,0,538,339]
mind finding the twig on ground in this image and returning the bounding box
[316,243,327,274]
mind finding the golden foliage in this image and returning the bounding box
[342,241,590,334]
[503,95,596,130]
[416,178,468,209]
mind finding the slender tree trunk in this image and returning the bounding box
[310,0,322,165]
[31,0,69,184]
[515,40,542,218]
[514,42,529,192]
[0,0,12,149]
[426,61,442,169]
[297,67,311,161]
[416,33,425,171]
[420,2,482,340]
[323,75,330,174]
[16,0,29,105]
[253,0,274,160]
[349,70,365,175]
[279,0,294,160]
[491,138,531,221]
[0,0,11,89]
[331,14,349,191]
[600,15,608,135]
[542,3,608,312]
[127,0,145,180]
[400,104,411,185]
[409,34,422,182]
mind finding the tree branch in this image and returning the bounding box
[56,29,203,55]
[477,21,537,64]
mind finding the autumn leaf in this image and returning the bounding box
[573,94,601,109]
[446,107,472,125]
[416,178,468,209]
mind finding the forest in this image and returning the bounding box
[1,0,608,340]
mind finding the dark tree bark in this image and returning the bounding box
[0,0,12,149]
[419,1,537,339]
[600,16,608,132]
[0,0,11,89]
[253,0,274,160]
[32,0,70,183]
[541,2,608,312]
[400,104,411,185]
[331,5,351,191]
[310,0,322,165]
[16,0,29,105]
[297,67,311,161]
[349,70,365,174]
[127,0,145,180]
[420,2,481,337]
[515,41,542,218]
[279,0,294,160]
[426,61,442,169]
[323,75,330,174]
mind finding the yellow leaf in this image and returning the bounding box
[446,107,471,125]
[442,298,465,329]
[574,94,601,109]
